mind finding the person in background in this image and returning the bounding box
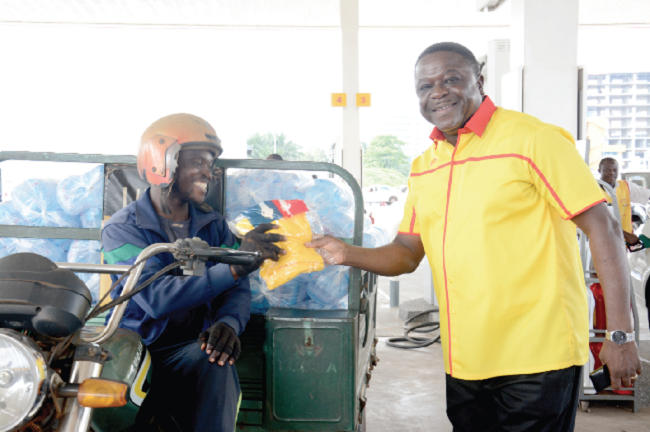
[266,153,284,161]
[102,114,284,431]
[598,157,650,245]
[308,42,641,431]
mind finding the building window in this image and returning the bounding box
[635,151,646,158]
[638,73,650,83]
[611,73,632,83]
[623,151,631,159]
[636,140,646,148]
[589,74,606,84]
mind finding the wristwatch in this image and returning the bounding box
[605,330,635,345]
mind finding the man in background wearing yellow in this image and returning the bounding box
[598,157,650,245]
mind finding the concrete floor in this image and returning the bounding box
[365,260,650,432]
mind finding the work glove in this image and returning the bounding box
[232,223,285,278]
[198,322,241,366]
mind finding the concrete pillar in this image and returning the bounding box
[510,0,579,138]
[340,0,362,185]
[389,276,400,307]
[421,258,438,307]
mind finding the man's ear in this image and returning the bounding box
[477,75,485,96]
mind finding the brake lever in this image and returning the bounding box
[172,238,260,276]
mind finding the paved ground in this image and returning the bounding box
[365,257,650,432]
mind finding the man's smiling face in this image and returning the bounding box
[173,149,214,205]
[415,51,484,138]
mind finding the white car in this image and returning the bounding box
[364,185,403,205]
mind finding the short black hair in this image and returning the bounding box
[266,153,283,161]
[599,157,618,170]
[415,42,480,77]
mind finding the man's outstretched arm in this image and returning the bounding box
[305,233,426,277]
[572,202,642,389]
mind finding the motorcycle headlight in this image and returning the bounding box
[0,329,49,432]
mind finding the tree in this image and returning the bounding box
[362,135,410,186]
[300,146,329,163]
[363,135,410,176]
[247,133,303,160]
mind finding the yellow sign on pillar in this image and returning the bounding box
[331,93,347,107]
[356,93,371,107]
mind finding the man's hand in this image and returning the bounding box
[599,340,642,389]
[231,223,285,278]
[198,322,241,366]
[305,235,349,266]
[623,230,640,245]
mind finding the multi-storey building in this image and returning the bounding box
[587,72,650,170]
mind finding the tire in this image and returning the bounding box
[387,196,397,205]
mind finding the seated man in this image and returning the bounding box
[102,114,283,432]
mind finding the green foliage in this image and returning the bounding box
[247,133,329,162]
[301,146,329,162]
[362,135,410,187]
[363,135,410,176]
[363,167,407,187]
[247,133,303,160]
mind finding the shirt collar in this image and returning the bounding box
[429,95,497,142]
[136,187,221,238]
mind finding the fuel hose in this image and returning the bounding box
[385,308,441,349]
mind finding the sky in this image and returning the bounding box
[0,21,648,161]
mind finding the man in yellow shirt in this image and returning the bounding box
[598,157,650,245]
[308,42,641,431]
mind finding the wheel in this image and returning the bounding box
[633,220,642,231]
[387,196,397,205]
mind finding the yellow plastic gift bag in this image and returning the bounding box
[235,200,324,289]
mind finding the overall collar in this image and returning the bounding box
[429,95,497,143]
[136,188,220,239]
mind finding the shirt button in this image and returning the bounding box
[452,310,456,314]
[448,279,452,284]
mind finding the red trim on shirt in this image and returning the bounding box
[397,231,421,236]
[411,153,575,218]
[409,206,417,234]
[570,199,606,218]
[429,96,497,142]
[441,134,464,376]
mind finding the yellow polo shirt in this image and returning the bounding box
[399,97,605,380]
[601,180,632,233]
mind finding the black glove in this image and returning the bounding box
[232,223,285,278]
[198,322,241,366]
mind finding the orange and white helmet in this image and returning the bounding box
[137,113,223,188]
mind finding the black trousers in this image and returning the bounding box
[446,366,582,432]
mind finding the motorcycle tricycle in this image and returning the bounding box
[0,152,378,432]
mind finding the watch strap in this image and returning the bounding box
[605,330,635,344]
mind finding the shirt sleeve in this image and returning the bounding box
[627,181,650,204]
[526,125,605,220]
[397,177,421,236]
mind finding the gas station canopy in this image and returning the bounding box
[1,0,648,28]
